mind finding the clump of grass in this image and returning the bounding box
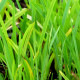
[0,0,80,80]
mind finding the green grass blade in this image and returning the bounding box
[22,22,35,56]
[62,0,71,27]
[0,53,6,64]
[31,2,44,17]
[44,53,55,80]
[7,38,18,54]
[12,3,17,44]
[39,0,56,48]
[59,70,69,80]
[5,8,27,28]
[23,58,34,80]
[0,29,13,80]
[0,0,7,12]
[0,73,4,80]
[49,26,60,54]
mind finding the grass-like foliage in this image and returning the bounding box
[0,0,80,80]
